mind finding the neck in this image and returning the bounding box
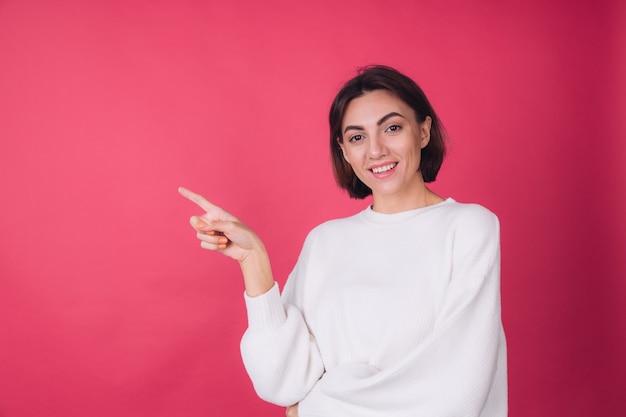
[372,187,444,214]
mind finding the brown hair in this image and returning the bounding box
[329,65,446,199]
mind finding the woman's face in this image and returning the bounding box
[339,89,432,207]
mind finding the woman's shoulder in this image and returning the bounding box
[444,199,499,224]
[442,199,501,243]
[295,210,367,255]
[308,209,366,235]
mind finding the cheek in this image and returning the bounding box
[397,141,420,160]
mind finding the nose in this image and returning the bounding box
[367,134,386,159]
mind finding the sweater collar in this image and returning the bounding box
[359,198,455,225]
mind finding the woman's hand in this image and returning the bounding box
[286,404,299,417]
[178,186,262,263]
[178,186,274,296]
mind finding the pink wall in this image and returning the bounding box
[1,0,624,415]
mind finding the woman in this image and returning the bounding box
[179,65,507,416]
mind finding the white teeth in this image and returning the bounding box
[371,163,396,174]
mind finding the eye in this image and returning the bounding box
[348,134,364,143]
[385,124,402,133]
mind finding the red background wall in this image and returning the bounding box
[1,0,624,416]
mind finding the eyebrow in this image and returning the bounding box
[343,112,406,134]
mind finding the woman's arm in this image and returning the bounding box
[179,187,325,406]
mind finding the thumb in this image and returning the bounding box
[211,219,248,240]
[194,217,237,236]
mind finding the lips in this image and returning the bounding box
[370,162,397,174]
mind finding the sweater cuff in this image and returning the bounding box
[243,282,287,330]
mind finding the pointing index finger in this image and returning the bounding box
[178,186,220,213]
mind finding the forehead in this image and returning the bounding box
[342,90,414,125]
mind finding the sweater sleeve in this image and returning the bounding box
[313,208,506,416]
[239,232,325,407]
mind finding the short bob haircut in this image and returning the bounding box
[329,65,446,199]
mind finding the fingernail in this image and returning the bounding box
[195,220,207,229]
[218,237,228,244]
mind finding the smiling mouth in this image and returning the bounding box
[371,163,397,174]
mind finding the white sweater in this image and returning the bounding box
[240,198,507,416]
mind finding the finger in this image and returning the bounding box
[195,216,241,236]
[197,232,229,249]
[190,216,216,234]
[200,240,229,251]
[285,404,298,417]
[178,186,223,214]
[190,217,234,242]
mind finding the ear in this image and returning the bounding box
[337,138,351,164]
[419,116,432,149]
